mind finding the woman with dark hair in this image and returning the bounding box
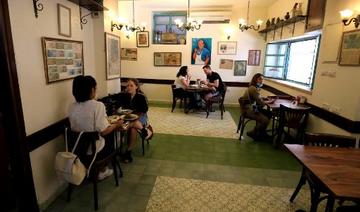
[240,73,274,140]
[68,75,123,180]
[119,78,153,163]
[174,66,191,89]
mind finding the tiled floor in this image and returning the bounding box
[45,103,302,212]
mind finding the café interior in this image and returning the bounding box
[1,0,360,211]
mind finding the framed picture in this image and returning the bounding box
[41,37,83,84]
[57,4,71,37]
[338,29,360,66]
[154,52,181,66]
[219,59,234,69]
[191,38,212,65]
[105,33,121,80]
[234,60,247,76]
[218,41,237,55]
[248,50,261,66]
[121,48,137,61]
[136,31,149,47]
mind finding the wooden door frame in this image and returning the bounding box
[0,0,39,211]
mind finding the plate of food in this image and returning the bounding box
[108,115,121,124]
[120,114,139,121]
[117,108,133,115]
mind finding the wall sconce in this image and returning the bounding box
[111,20,123,31]
[224,27,234,40]
[340,9,360,28]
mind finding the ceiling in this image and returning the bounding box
[118,0,278,9]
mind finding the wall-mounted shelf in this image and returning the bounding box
[259,15,307,41]
[68,0,108,11]
[68,0,108,30]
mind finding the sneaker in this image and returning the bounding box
[97,167,113,181]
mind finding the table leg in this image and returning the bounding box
[325,196,335,212]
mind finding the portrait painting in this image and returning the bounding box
[191,38,212,65]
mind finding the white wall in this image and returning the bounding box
[117,2,268,104]
[8,0,120,208]
[263,0,360,136]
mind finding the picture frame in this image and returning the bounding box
[57,4,71,37]
[234,60,247,76]
[154,52,181,67]
[338,29,360,66]
[248,50,261,66]
[191,38,212,65]
[41,37,83,84]
[217,41,237,55]
[105,33,121,80]
[219,59,234,69]
[121,48,137,61]
[136,31,149,47]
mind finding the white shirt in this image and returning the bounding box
[174,76,187,89]
[68,100,109,132]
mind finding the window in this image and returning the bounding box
[153,12,187,44]
[264,36,320,88]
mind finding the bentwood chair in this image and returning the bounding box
[237,97,255,140]
[274,104,310,148]
[65,128,122,211]
[205,83,227,119]
[290,132,356,212]
[171,84,187,112]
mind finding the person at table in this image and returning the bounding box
[201,65,224,101]
[68,75,124,180]
[174,66,198,113]
[240,73,273,140]
[118,78,153,163]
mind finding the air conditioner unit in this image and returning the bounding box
[190,10,232,24]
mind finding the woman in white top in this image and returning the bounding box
[174,66,190,89]
[68,75,123,180]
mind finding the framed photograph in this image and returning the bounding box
[105,33,121,80]
[191,38,212,65]
[338,29,360,66]
[121,48,137,61]
[41,37,83,84]
[219,59,234,69]
[218,41,237,55]
[136,31,149,47]
[57,4,71,37]
[248,50,261,66]
[154,52,181,66]
[234,60,247,76]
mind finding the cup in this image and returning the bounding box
[196,79,201,86]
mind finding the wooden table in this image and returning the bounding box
[284,144,360,212]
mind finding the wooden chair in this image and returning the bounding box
[65,128,122,211]
[171,85,187,112]
[274,104,310,148]
[205,83,227,119]
[266,95,293,136]
[289,132,356,212]
[237,98,255,140]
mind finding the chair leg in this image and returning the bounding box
[237,116,242,133]
[171,98,176,112]
[290,169,306,202]
[112,159,119,186]
[116,158,123,178]
[239,119,246,140]
[206,101,210,118]
[220,103,224,119]
[67,183,73,202]
[142,137,145,156]
[93,181,98,211]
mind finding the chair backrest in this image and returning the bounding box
[171,84,185,98]
[279,104,310,129]
[304,132,356,147]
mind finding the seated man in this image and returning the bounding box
[201,65,224,101]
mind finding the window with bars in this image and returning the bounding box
[153,12,187,44]
[263,36,320,88]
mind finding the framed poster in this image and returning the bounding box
[234,60,247,76]
[338,29,360,66]
[154,52,181,66]
[57,4,71,37]
[218,41,237,55]
[191,38,212,65]
[136,31,149,47]
[41,37,83,84]
[121,48,137,61]
[219,59,234,69]
[105,33,121,80]
[248,50,261,66]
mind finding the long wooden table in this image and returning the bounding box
[284,144,360,212]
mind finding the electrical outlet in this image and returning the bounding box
[321,71,328,76]
[322,102,330,111]
[328,70,336,78]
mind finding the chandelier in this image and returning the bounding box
[174,0,202,31]
[111,0,146,32]
[238,0,263,32]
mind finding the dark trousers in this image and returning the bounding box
[242,107,272,134]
